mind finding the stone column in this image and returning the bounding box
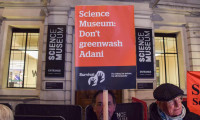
[0,16,3,89]
[40,6,73,104]
[126,2,154,103]
[186,23,200,71]
[0,16,4,63]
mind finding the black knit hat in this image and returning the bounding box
[153,83,184,101]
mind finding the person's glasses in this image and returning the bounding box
[167,96,182,106]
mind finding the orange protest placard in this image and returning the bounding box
[75,5,136,67]
[75,6,136,90]
[187,71,200,116]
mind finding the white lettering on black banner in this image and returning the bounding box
[45,25,66,77]
[136,28,154,78]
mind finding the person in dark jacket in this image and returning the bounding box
[150,83,200,120]
[92,90,118,120]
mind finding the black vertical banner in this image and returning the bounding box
[45,25,66,77]
[136,28,154,78]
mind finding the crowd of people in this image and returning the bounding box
[0,83,200,120]
[91,83,200,120]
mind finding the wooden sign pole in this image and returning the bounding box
[103,90,108,120]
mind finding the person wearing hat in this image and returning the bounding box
[149,83,200,120]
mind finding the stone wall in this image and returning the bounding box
[186,23,200,71]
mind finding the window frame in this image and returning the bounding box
[7,28,40,88]
[155,33,180,87]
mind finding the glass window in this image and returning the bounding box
[7,29,39,88]
[155,33,180,87]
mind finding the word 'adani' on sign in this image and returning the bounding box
[79,50,104,57]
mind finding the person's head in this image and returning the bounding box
[0,104,14,120]
[153,83,184,117]
[92,90,116,120]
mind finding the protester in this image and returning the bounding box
[92,90,118,120]
[150,83,200,120]
[0,104,14,120]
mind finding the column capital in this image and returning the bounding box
[47,6,70,16]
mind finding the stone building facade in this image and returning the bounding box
[0,0,200,110]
